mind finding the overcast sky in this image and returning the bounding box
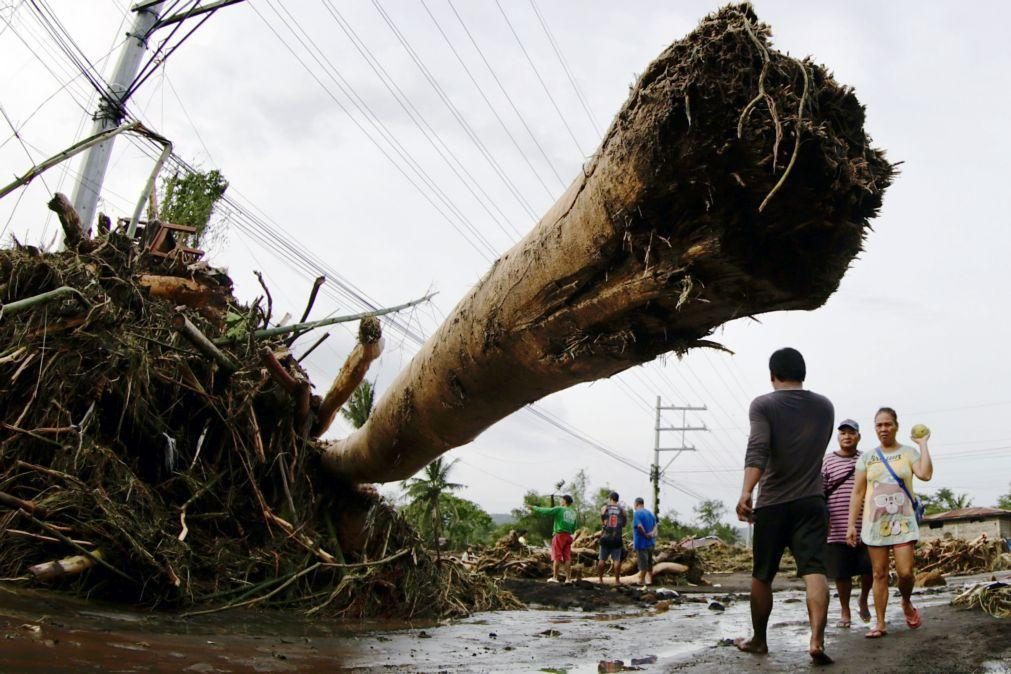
[2,1,1010,523]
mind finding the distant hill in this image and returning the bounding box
[490,513,515,526]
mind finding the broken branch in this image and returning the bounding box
[312,317,384,437]
[172,310,238,373]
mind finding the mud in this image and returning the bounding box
[1,573,1008,673]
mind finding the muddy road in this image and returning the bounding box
[1,573,1008,673]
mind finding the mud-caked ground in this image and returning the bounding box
[1,572,1008,673]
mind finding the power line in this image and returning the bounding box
[371,0,543,223]
[528,0,602,138]
[493,0,586,157]
[317,0,524,242]
[250,0,499,261]
[419,0,562,199]
[446,0,568,190]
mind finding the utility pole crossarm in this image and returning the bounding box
[154,0,246,29]
[651,397,709,516]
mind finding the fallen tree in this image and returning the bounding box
[0,224,515,619]
[324,3,893,483]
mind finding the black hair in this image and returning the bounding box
[562,494,573,505]
[634,497,645,506]
[608,491,619,502]
[769,347,806,382]
[875,407,898,424]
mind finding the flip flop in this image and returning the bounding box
[859,608,872,623]
[905,606,922,629]
[835,620,851,628]
[865,628,887,639]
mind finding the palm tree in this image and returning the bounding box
[340,380,375,429]
[401,457,464,555]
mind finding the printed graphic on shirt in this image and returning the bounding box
[856,445,920,547]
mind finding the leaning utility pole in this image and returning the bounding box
[651,397,707,516]
[70,0,246,233]
[71,2,165,232]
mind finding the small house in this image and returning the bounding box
[920,507,1011,542]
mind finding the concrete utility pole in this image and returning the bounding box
[70,0,246,233]
[651,397,707,516]
[71,2,165,232]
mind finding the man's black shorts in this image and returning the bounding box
[824,542,872,580]
[752,495,828,583]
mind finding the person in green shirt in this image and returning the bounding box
[528,495,578,582]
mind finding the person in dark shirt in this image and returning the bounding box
[734,348,835,665]
[597,492,626,585]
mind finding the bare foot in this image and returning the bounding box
[810,648,834,666]
[734,638,768,655]
[858,602,872,623]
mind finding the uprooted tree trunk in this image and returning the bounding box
[323,4,893,483]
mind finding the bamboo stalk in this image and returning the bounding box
[0,122,140,200]
[213,293,433,345]
[29,549,104,582]
[0,286,86,318]
[172,310,238,373]
[18,509,134,583]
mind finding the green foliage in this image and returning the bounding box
[402,494,494,550]
[692,499,739,544]
[921,487,973,515]
[401,457,464,548]
[223,310,250,342]
[655,510,699,541]
[340,380,375,429]
[999,484,1011,510]
[653,501,739,545]
[507,491,556,545]
[159,168,228,244]
[565,469,598,529]
[694,499,726,529]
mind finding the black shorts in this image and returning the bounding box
[752,495,828,583]
[824,542,872,580]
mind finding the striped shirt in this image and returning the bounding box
[822,451,861,544]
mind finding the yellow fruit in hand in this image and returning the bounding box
[910,424,930,440]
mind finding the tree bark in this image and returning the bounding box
[138,274,230,323]
[323,4,892,483]
[47,193,89,251]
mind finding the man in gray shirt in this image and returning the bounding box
[734,347,834,665]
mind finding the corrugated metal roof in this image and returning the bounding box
[923,507,1011,522]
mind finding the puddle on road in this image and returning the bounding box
[0,579,967,672]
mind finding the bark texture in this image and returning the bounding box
[323,4,893,483]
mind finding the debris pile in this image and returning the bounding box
[917,535,1011,576]
[0,204,517,618]
[953,581,1011,619]
[476,529,706,584]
